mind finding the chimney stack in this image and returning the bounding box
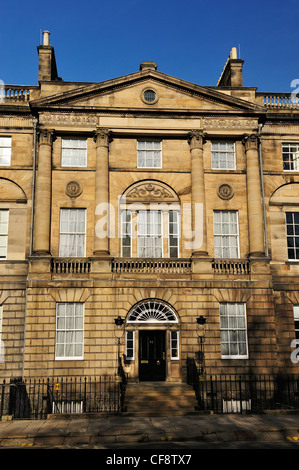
[37,30,59,82]
[217,47,244,87]
[140,61,157,71]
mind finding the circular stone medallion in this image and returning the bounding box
[217,183,234,200]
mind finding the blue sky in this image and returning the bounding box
[1,0,298,92]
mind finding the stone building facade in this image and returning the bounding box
[0,32,298,382]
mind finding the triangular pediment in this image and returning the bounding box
[30,69,262,113]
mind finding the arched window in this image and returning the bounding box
[120,180,180,258]
[127,299,178,323]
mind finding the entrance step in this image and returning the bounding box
[123,381,198,416]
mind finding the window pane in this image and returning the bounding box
[283,143,299,171]
[213,211,239,258]
[0,137,11,166]
[220,303,247,358]
[286,212,299,260]
[212,141,236,170]
[61,138,87,167]
[55,303,84,359]
[137,140,162,168]
[59,209,86,257]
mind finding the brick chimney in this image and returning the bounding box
[217,47,244,87]
[37,31,59,82]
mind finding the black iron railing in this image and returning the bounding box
[187,357,299,413]
[0,374,127,420]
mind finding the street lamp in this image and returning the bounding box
[196,316,206,375]
[114,315,125,380]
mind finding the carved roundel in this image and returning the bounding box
[217,183,234,200]
[65,181,82,198]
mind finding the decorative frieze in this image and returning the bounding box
[39,113,97,127]
[203,118,258,130]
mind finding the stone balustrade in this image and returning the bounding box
[258,93,299,109]
[48,257,253,276]
[51,258,91,274]
[0,85,32,103]
[111,258,192,274]
[212,258,250,275]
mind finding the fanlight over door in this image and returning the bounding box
[127,300,178,323]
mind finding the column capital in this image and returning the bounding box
[242,133,259,151]
[38,128,55,145]
[188,130,205,150]
[93,128,113,148]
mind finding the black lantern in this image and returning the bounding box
[114,315,124,328]
[196,316,206,325]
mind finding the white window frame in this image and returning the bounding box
[0,210,9,259]
[0,137,11,166]
[0,305,3,344]
[220,303,248,359]
[137,140,162,169]
[294,306,299,341]
[282,143,299,171]
[137,210,163,258]
[55,303,84,360]
[213,210,240,259]
[126,331,135,360]
[59,208,86,258]
[0,305,3,363]
[211,141,236,170]
[120,209,180,259]
[170,331,179,360]
[168,210,179,258]
[286,212,299,261]
[61,138,87,167]
[121,210,132,257]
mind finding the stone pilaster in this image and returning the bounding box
[243,134,265,257]
[32,129,54,255]
[188,130,208,256]
[93,128,112,256]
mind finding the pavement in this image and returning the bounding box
[0,411,298,450]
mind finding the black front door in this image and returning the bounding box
[139,330,166,381]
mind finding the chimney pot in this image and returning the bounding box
[43,31,50,46]
[230,47,237,59]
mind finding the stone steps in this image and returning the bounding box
[123,381,198,416]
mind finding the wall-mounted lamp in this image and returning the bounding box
[196,316,206,375]
[114,315,125,380]
[114,315,124,328]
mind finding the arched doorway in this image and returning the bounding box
[126,299,179,381]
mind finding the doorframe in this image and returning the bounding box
[138,329,166,381]
[125,324,181,382]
